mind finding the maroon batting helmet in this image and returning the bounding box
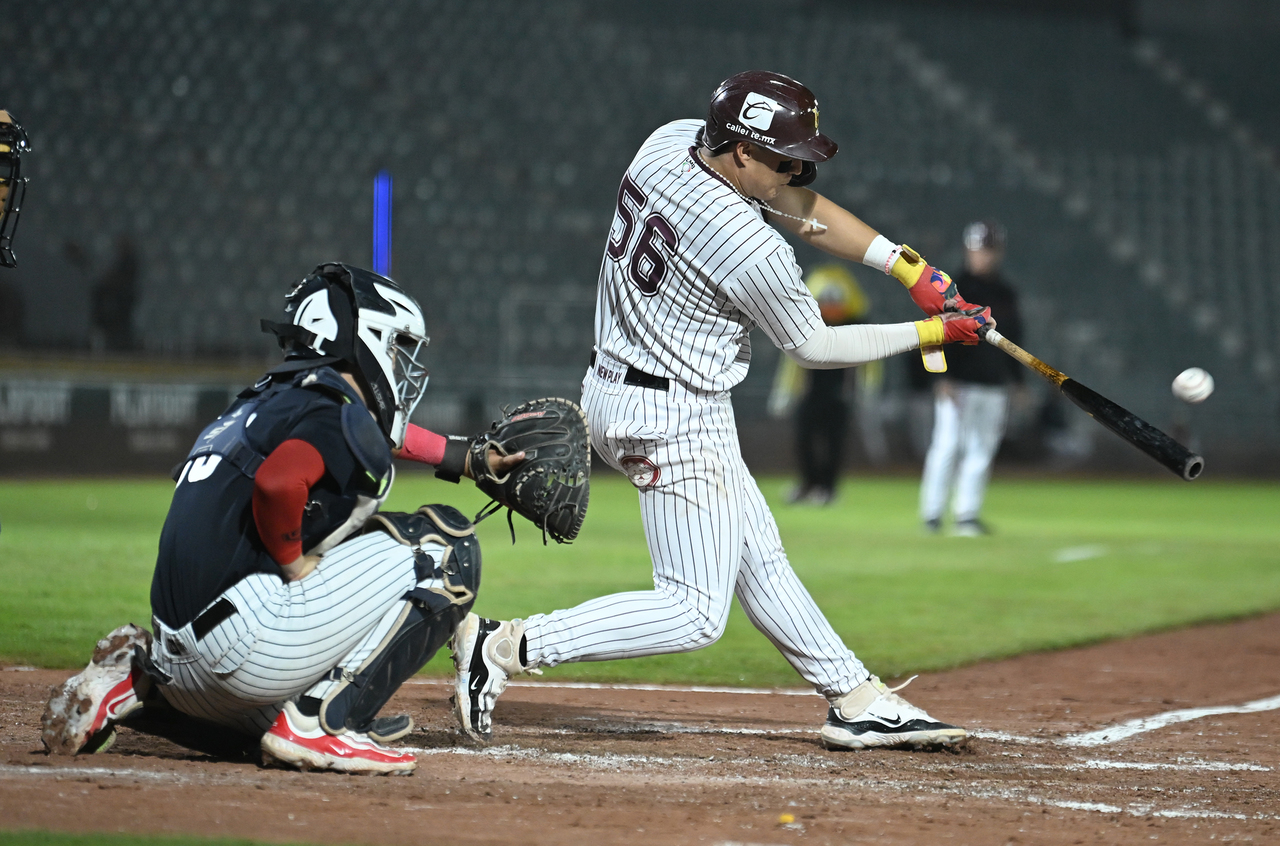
[701,70,836,186]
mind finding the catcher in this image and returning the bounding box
[41,263,589,775]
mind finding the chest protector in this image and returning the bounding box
[181,366,394,556]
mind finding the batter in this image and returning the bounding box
[454,71,991,750]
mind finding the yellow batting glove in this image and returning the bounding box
[913,316,947,373]
[891,245,930,289]
[913,316,945,347]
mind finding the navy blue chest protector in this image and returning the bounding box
[183,366,392,488]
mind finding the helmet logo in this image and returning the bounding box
[738,94,779,131]
[295,289,339,354]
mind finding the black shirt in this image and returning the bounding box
[937,270,1023,386]
[150,367,389,629]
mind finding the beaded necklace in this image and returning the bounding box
[699,148,828,235]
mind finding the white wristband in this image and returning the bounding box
[861,235,900,276]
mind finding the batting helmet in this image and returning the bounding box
[701,70,837,187]
[262,263,430,449]
[0,115,31,269]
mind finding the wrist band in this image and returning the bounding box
[861,235,900,275]
[433,436,470,483]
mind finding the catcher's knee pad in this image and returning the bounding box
[365,503,481,614]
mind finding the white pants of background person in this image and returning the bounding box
[920,382,1010,527]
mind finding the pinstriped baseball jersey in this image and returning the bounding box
[520,119,873,701]
[595,120,824,393]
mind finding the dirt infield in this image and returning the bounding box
[3,613,1279,846]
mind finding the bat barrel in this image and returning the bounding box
[1061,379,1205,481]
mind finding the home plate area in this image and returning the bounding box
[2,613,1278,846]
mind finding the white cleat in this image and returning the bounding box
[451,613,527,742]
[821,675,968,750]
[41,623,153,756]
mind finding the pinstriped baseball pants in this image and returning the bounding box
[152,531,447,735]
[522,354,870,700]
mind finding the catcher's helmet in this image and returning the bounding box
[701,70,837,187]
[0,116,31,269]
[263,263,429,448]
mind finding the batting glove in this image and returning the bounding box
[914,307,993,347]
[890,245,974,316]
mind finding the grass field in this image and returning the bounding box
[2,472,1278,684]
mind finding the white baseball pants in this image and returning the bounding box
[152,531,447,735]
[919,383,1010,523]
[522,353,869,700]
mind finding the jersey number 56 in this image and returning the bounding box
[606,176,678,297]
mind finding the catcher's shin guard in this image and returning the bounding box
[318,600,459,737]
[319,505,481,736]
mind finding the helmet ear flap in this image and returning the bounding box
[789,161,817,187]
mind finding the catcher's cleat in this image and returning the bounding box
[451,613,527,742]
[260,701,416,775]
[41,623,153,756]
[365,713,414,744]
[821,675,968,751]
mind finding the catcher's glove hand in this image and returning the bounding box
[469,397,590,543]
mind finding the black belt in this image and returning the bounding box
[589,351,669,391]
[191,597,237,640]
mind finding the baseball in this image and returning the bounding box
[1172,367,1214,403]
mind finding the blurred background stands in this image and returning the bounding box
[1,0,1277,472]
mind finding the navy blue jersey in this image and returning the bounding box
[151,366,392,628]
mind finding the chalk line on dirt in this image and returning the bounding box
[404,678,818,696]
[1061,693,1280,746]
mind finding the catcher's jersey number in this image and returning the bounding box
[606,176,678,296]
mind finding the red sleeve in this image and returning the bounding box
[398,422,447,466]
[253,438,327,566]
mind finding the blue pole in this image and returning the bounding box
[373,170,392,276]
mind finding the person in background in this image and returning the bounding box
[0,109,28,269]
[920,221,1023,536]
[769,263,872,504]
[0,110,30,345]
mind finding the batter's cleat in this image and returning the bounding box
[821,675,968,751]
[41,623,153,756]
[451,613,527,742]
[260,701,416,775]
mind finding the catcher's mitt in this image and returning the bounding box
[469,397,590,543]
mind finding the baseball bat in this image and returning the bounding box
[980,328,1204,481]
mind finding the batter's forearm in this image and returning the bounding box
[769,189,880,262]
[785,322,919,369]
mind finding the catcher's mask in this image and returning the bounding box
[698,70,836,188]
[262,263,430,449]
[0,117,31,268]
